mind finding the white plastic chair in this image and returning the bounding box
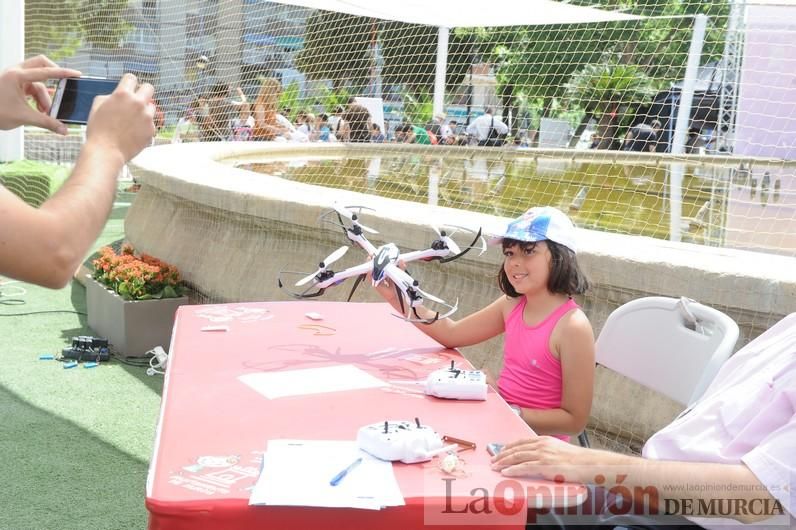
[578,296,739,448]
[596,296,739,406]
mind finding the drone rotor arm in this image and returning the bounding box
[295,246,349,287]
[398,248,448,264]
[349,232,378,255]
[383,263,415,286]
[315,261,371,289]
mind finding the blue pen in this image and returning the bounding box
[329,457,363,487]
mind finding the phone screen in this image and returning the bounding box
[54,78,118,124]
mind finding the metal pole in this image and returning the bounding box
[433,26,449,119]
[670,14,708,243]
[672,14,708,156]
[0,0,25,162]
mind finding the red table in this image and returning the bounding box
[146,301,585,529]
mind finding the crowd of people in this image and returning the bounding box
[170,81,512,148]
[0,56,793,530]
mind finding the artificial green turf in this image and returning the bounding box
[0,160,70,207]
[0,185,161,529]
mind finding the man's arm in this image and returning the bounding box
[0,72,155,288]
[492,437,781,524]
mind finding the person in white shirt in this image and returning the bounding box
[296,111,314,137]
[274,113,308,142]
[172,102,199,144]
[492,313,796,529]
[466,107,508,146]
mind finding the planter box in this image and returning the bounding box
[85,275,187,357]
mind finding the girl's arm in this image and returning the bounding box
[517,310,595,435]
[374,277,509,348]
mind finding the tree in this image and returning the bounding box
[78,0,132,52]
[295,12,372,91]
[296,14,475,101]
[469,0,729,136]
[25,0,82,61]
[379,22,475,98]
[564,55,658,148]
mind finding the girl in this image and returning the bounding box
[376,206,595,440]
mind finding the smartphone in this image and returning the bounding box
[50,77,118,125]
[486,442,504,456]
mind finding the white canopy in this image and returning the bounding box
[267,0,642,28]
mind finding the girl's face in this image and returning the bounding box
[502,240,552,295]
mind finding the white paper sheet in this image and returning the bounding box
[249,440,404,510]
[239,364,387,399]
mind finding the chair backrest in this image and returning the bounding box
[595,296,739,406]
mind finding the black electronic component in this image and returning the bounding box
[61,335,110,362]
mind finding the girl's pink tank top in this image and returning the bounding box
[498,297,580,441]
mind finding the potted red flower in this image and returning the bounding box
[86,244,188,356]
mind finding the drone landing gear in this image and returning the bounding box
[276,275,327,299]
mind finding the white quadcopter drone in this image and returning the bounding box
[278,204,486,324]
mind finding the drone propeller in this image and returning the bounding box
[439,226,487,263]
[431,225,462,255]
[333,204,379,234]
[277,272,327,299]
[295,246,348,286]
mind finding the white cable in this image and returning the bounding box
[147,351,167,376]
[0,285,27,298]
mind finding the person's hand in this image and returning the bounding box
[372,274,399,304]
[235,86,247,103]
[85,73,156,162]
[491,436,594,484]
[0,55,81,134]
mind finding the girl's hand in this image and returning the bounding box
[372,276,398,304]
